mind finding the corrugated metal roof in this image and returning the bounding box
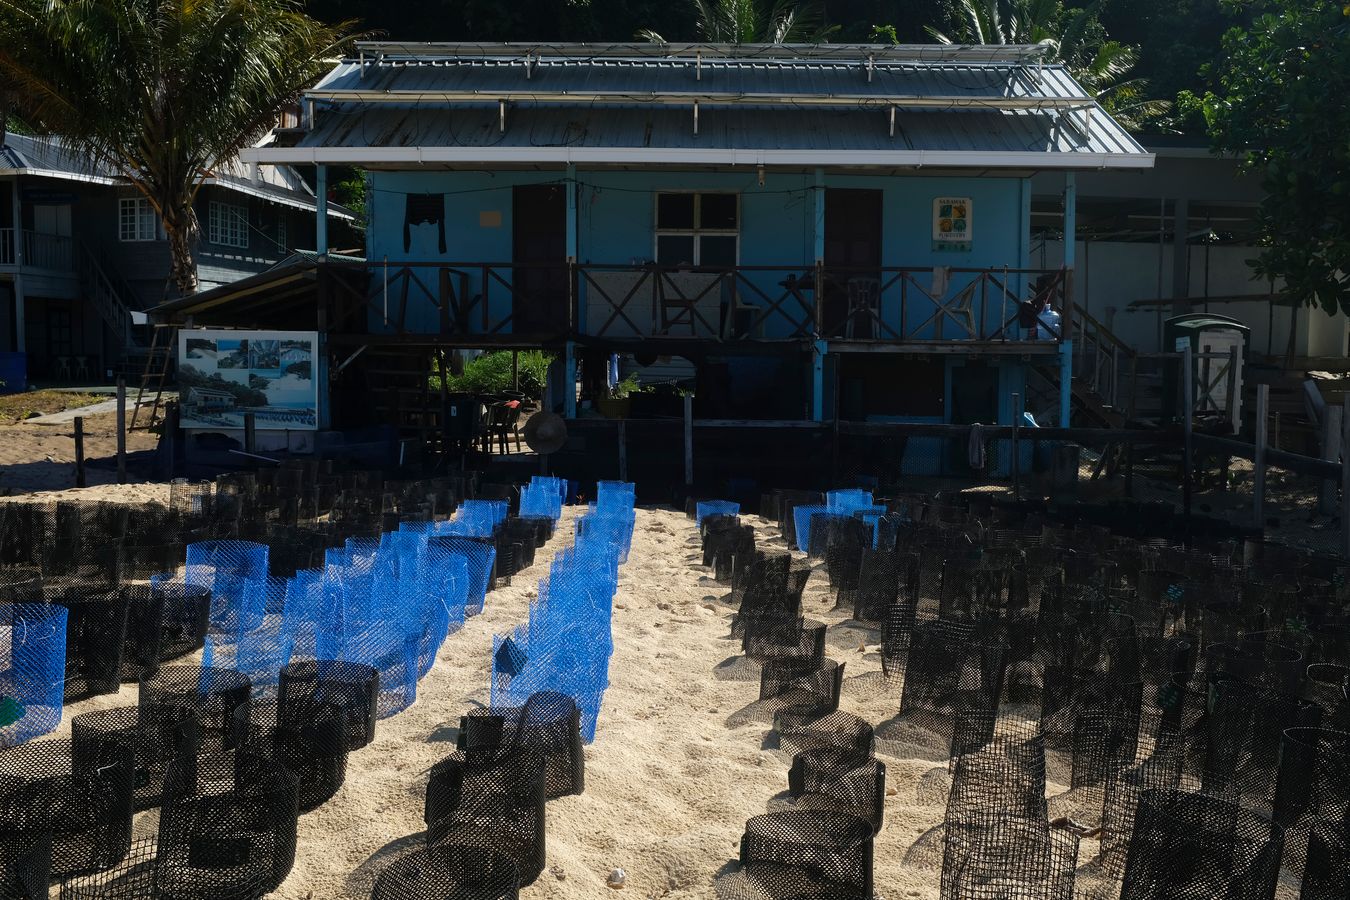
[311,57,1089,104]
[251,45,1150,169]
[0,133,348,213]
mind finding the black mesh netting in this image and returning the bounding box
[774,710,875,758]
[850,549,915,625]
[140,665,252,753]
[742,618,826,667]
[1271,726,1350,881]
[156,751,299,899]
[370,845,519,900]
[1196,675,1320,810]
[738,810,874,900]
[57,838,269,900]
[0,737,134,880]
[940,814,1079,900]
[730,553,811,639]
[149,580,212,663]
[116,585,165,683]
[1119,789,1282,900]
[881,619,1004,751]
[703,518,755,584]
[759,659,844,718]
[424,748,547,887]
[458,690,584,800]
[0,824,50,900]
[946,729,1047,825]
[1304,664,1350,728]
[1098,750,1184,876]
[70,704,201,812]
[1301,821,1350,900]
[277,660,380,752]
[230,698,349,813]
[786,748,886,835]
[46,584,130,702]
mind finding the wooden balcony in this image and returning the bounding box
[317,259,1070,354]
[0,228,76,272]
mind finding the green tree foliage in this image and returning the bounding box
[0,0,353,296]
[640,0,836,44]
[431,351,555,400]
[1199,0,1350,314]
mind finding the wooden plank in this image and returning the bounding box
[73,416,86,489]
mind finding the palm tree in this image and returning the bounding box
[0,0,353,296]
[640,0,837,44]
[927,0,1167,130]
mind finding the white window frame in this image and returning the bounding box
[653,191,740,266]
[118,197,157,242]
[208,200,249,249]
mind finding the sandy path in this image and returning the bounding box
[50,507,970,899]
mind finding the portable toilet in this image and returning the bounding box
[1162,314,1251,429]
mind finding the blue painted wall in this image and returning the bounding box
[365,169,1031,338]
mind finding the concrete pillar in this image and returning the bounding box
[1171,197,1190,316]
[315,165,328,257]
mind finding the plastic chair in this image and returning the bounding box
[844,278,881,339]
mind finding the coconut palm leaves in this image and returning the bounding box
[0,0,354,295]
[640,0,836,44]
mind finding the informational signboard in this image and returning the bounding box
[933,197,972,252]
[178,329,319,430]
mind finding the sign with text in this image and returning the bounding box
[933,197,972,252]
[178,329,319,430]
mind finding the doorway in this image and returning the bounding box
[824,189,883,337]
[512,184,569,334]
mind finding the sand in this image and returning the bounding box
[0,412,161,498]
[43,504,1103,900]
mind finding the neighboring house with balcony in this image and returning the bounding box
[0,132,353,383]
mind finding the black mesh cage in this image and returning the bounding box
[738,810,874,900]
[156,752,299,899]
[116,585,165,682]
[0,825,50,900]
[458,691,584,799]
[759,658,844,718]
[786,749,886,835]
[946,731,1048,825]
[424,748,547,888]
[1270,727,1350,881]
[774,710,875,758]
[277,660,380,752]
[70,704,202,812]
[370,845,519,900]
[230,699,349,813]
[885,619,1004,749]
[1301,821,1350,900]
[1198,676,1321,809]
[139,665,252,753]
[146,580,212,663]
[57,838,269,900]
[47,584,130,702]
[1098,751,1183,876]
[0,737,134,880]
[1118,789,1282,900]
[850,549,910,624]
[940,814,1079,900]
[742,618,827,667]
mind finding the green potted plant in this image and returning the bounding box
[596,374,643,419]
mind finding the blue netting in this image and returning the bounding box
[596,481,635,513]
[793,505,829,553]
[185,540,269,632]
[0,603,67,747]
[697,501,741,526]
[426,536,496,616]
[827,489,874,513]
[520,477,565,521]
[491,485,632,743]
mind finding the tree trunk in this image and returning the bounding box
[163,205,200,297]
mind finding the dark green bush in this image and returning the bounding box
[430,350,553,399]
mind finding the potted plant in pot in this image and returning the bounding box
[596,374,643,419]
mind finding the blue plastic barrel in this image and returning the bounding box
[0,353,27,394]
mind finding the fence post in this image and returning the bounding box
[1182,343,1193,526]
[244,412,257,455]
[1320,405,1342,515]
[116,377,127,485]
[1254,384,1268,531]
[683,393,693,489]
[1225,345,1239,434]
[617,419,627,483]
[1342,395,1350,558]
[73,416,86,489]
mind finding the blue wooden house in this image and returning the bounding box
[233,42,1151,473]
[0,132,354,384]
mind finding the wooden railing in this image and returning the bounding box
[319,259,1071,344]
[0,228,76,271]
[1071,303,1137,414]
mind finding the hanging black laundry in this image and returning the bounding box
[404,193,447,253]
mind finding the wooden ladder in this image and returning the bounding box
[129,323,177,431]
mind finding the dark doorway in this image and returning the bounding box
[512,184,569,334]
[824,189,883,337]
[949,361,1000,471]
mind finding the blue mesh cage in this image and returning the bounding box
[420,545,470,634]
[319,620,419,719]
[186,540,270,632]
[596,481,635,513]
[426,536,495,616]
[0,603,67,747]
[793,505,829,553]
[696,501,741,526]
[827,489,874,514]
